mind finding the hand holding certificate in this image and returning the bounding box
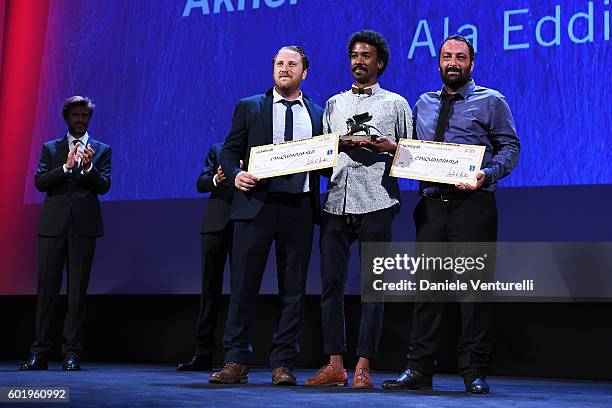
[247,133,339,179]
[390,139,485,185]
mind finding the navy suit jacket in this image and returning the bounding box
[196,143,233,233]
[221,88,324,222]
[35,136,112,237]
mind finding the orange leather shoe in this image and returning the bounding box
[304,364,348,387]
[352,367,374,389]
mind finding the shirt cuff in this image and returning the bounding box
[482,168,493,185]
[212,174,218,187]
[83,163,93,174]
[63,164,71,174]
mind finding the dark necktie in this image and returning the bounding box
[280,100,300,142]
[433,93,461,142]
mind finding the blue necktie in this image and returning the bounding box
[280,100,301,142]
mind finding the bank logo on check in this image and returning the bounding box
[327,150,333,155]
[469,165,475,171]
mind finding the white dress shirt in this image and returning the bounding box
[63,132,92,174]
[272,88,313,192]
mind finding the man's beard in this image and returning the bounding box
[441,66,470,90]
[275,76,297,93]
[70,124,87,136]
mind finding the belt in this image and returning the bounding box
[422,190,473,202]
[267,192,311,200]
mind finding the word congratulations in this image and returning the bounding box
[183,0,298,16]
[372,253,487,275]
[408,0,611,58]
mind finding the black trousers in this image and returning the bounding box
[222,193,314,369]
[406,191,497,377]
[194,224,232,357]
[31,219,96,357]
[320,208,392,360]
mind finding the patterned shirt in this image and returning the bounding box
[323,83,412,215]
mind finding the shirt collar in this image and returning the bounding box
[351,82,381,96]
[67,132,89,147]
[438,79,476,100]
[273,87,304,105]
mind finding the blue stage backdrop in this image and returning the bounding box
[4,0,609,296]
[24,0,612,203]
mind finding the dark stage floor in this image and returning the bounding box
[1,363,611,407]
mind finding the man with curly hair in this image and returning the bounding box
[305,30,412,389]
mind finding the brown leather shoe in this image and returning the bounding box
[272,367,297,386]
[304,364,348,387]
[209,362,248,384]
[352,367,374,389]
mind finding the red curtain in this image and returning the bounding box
[0,0,50,293]
[0,1,5,74]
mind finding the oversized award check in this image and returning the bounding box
[390,139,486,185]
[248,133,339,178]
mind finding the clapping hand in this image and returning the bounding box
[81,144,95,170]
[65,143,81,169]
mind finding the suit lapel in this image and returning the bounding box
[57,137,69,163]
[87,138,100,158]
[303,97,322,136]
[58,135,98,159]
[262,94,274,145]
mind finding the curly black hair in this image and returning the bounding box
[347,30,390,77]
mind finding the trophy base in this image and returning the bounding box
[340,134,375,143]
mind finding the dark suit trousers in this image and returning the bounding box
[406,191,497,377]
[223,193,313,369]
[31,218,96,357]
[320,208,392,360]
[194,225,232,356]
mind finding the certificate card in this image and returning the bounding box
[248,133,339,179]
[390,139,486,185]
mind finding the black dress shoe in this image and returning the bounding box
[465,377,489,394]
[381,368,432,390]
[19,354,48,371]
[177,355,212,371]
[63,353,81,371]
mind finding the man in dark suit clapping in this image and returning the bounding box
[20,96,111,371]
